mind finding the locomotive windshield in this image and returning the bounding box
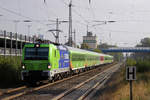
[24,47,49,60]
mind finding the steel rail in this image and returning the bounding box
[0,86,27,96]
[77,65,121,100]
[1,63,116,100]
[52,63,121,100]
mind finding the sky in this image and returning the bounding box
[0,0,150,47]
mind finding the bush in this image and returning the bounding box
[136,60,150,73]
[126,58,136,66]
[0,56,21,86]
[126,58,150,73]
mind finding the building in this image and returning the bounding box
[0,30,38,56]
[83,32,98,49]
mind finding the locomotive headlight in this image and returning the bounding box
[48,63,51,69]
[21,63,25,69]
[36,44,40,48]
[48,65,51,69]
[22,65,25,69]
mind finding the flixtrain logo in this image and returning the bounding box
[57,45,70,68]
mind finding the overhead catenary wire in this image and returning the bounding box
[0,4,58,31]
[43,0,58,18]
[59,0,89,24]
[60,0,104,36]
[101,29,150,34]
[0,5,34,21]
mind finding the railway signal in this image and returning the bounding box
[126,66,136,100]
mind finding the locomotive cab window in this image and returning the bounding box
[25,47,49,60]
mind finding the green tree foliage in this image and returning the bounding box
[139,38,150,47]
[126,58,136,66]
[93,48,102,53]
[98,43,116,49]
[128,37,150,73]
[126,58,150,73]
[77,45,80,48]
[109,52,123,61]
[80,43,89,49]
[98,43,123,61]
[132,37,150,60]
[0,56,21,86]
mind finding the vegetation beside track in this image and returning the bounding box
[0,56,21,87]
[99,59,150,100]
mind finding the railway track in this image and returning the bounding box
[52,63,121,100]
[0,86,27,96]
[0,63,117,100]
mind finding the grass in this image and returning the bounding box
[0,56,22,87]
[106,59,150,100]
[112,72,150,100]
[98,59,150,100]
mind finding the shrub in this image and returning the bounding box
[0,56,21,86]
[136,60,150,73]
[126,58,150,73]
[126,58,136,66]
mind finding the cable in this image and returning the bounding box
[0,5,34,21]
[72,8,89,23]
[0,4,58,30]
[102,29,150,34]
[59,0,89,24]
[43,0,58,18]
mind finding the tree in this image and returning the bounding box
[93,48,102,53]
[77,45,80,48]
[98,43,116,49]
[132,37,150,60]
[80,43,89,49]
[98,43,123,61]
[140,38,150,47]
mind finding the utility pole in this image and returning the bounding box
[68,0,73,47]
[87,25,89,33]
[72,29,76,47]
[48,18,62,44]
[56,18,59,43]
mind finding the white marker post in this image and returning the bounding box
[126,66,136,100]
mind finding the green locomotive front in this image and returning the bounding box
[21,43,69,82]
[21,43,50,82]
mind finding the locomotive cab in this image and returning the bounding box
[21,43,70,83]
[21,43,51,82]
